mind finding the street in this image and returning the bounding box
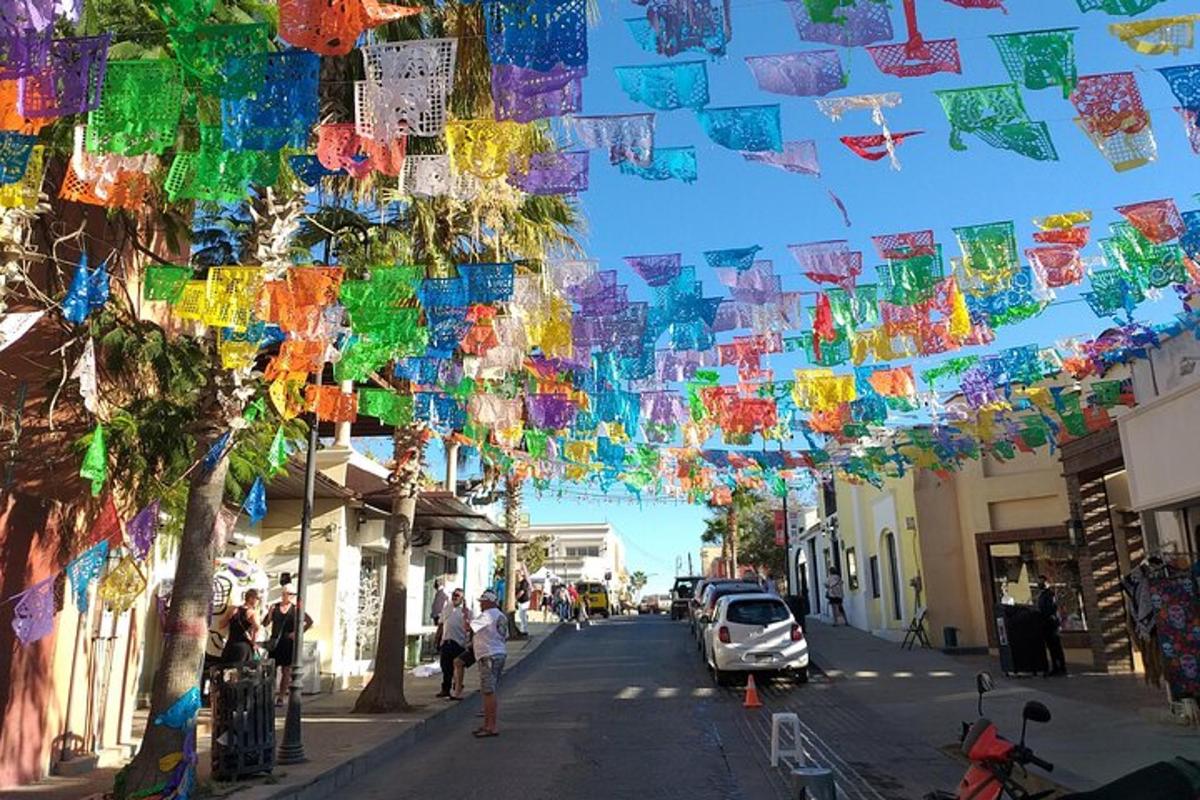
[347,615,965,800]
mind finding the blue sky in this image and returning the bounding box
[369,0,1200,595]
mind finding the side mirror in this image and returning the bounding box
[976,671,994,717]
[1020,700,1051,748]
[1022,701,1051,724]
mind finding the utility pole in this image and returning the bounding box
[782,489,793,597]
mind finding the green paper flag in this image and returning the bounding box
[267,425,288,473]
[935,84,1058,161]
[80,423,107,497]
[244,397,265,424]
[143,265,192,302]
[357,388,414,427]
[990,29,1078,98]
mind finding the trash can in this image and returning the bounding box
[210,661,276,781]
[996,604,1049,677]
[943,626,959,649]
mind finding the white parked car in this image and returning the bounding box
[703,593,809,686]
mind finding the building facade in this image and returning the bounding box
[518,522,626,586]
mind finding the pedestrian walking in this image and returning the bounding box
[436,588,469,698]
[265,587,313,706]
[430,579,448,625]
[515,569,531,635]
[220,589,261,664]
[555,584,569,622]
[1036,575,1067,676]
[826,568,847,626]
[470,589,508,738]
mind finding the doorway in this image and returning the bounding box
[809,539,821,614]
[884,531,902,622]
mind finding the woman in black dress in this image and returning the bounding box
[220,588,261,664]
[265,587,313,705]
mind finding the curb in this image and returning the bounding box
[261,625,571,800]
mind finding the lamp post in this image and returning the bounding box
[278,368,321,764]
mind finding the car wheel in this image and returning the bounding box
[713,668,735,687]
[792,666,809,684]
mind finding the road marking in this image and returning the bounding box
[615,686,643,699]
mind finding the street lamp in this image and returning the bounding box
[278,368,320,764]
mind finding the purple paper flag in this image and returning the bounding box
[12,575,57,645]
[625,253,683,287]
[745,51,844,97]
[127,500,161,561]
[508,150,589,195]
[741,140,820,176]
[492,63,585,123]
[526,394,577,429]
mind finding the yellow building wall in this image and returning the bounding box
[834,474,924,637]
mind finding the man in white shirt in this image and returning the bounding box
[435,588,468,698]
[470,589,508,738]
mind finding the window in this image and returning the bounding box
[987,538,1087,632]
[869,555,881,599]
[727,599,790,625]
[845,548,860,591]
[565,546,600,558]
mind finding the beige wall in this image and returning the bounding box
[246,499,359,681]
[1119,379,1200,512]
[913,471,973,648]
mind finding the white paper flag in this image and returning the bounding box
[71,338,98,413]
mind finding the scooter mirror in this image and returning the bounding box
[976,671,995,695]
[1022,701,1052,724]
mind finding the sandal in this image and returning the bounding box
[473,730,499,738]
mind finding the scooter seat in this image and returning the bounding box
[1059,759,1200,800]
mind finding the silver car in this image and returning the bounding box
[703,593,809,686]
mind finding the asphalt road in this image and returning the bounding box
[349,614,790,800]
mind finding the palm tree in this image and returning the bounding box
[629,570,648,597]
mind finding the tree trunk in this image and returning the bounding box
[728,505,739,579]
[502,474,521,617]
[353,423,424,713]
[115,430,229,799]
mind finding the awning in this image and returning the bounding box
[360,488,517,543]
[267,456,358,501]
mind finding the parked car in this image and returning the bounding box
[693,581,762,647]
[637,595,660,615]
[670,576,701,620]
[655,594,672,614]
[575,581,613,617]
[703,593,809,686]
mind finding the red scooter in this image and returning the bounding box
[927,672,1200,800]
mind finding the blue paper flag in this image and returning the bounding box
[614,61,709,111]
[243,476,267,524]
[62,256,92,324]
[155,687,202,728]
[695,105,783,152]
[66,540,109,613]
[202,431,231,473]
[617,146,698,183]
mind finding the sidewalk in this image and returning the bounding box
[10,622,563,800]
[805,621,1199,790]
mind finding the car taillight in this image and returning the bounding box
[791,624,804,642]
[718,626,731,644]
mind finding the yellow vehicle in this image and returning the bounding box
[575,581,612,617]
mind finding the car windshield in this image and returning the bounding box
[708,584,759,611]
[727,600,790,626]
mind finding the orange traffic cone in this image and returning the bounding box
[743,674,763,708]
